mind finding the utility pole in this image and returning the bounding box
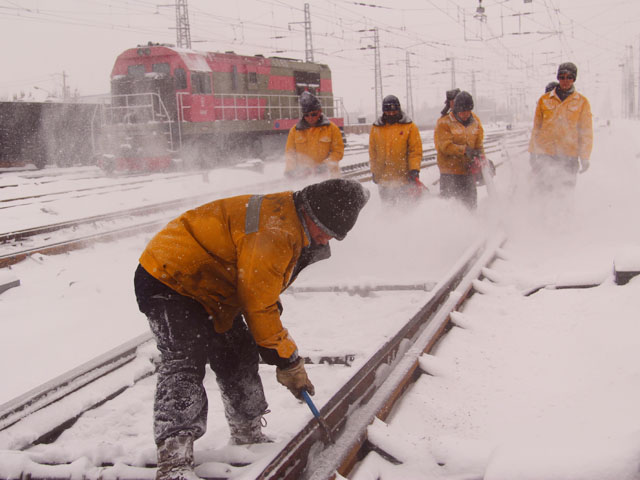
[62,70,68,101]
[359,28,383,115]
[405,51,414,119]
[471,70,477,101]
[373,28,382,115]
[450,57,456,89]
[628,45,636,117]
[175,0,191,49]
[304,3,314,62]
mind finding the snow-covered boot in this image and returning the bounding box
[156,433,203,480]
[229,415,274,445]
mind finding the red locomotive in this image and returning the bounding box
[91,42,344,172]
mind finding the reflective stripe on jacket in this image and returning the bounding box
[528,90,593,160]
[368,119,422,184]
[284,119,344,177]
[139,191,309,358]
[434,112,484,175]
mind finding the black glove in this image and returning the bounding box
[407,169,420,182]
[464,146,479,160]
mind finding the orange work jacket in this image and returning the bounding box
[434,112,484,175]
[285,117,344,177]
[528,89,593,160]
[368,116,423,185]
[139,191,313,359]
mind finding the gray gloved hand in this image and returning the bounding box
[464,146,480,160]
[276,358,315,399]
[579,158,590,173]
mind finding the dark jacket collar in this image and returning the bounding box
[450,111,476,127]
[295,114,331,131]
[373,111,413,126]
[554,85,575,102]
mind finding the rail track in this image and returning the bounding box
[0,232,506,480]
[0,129,527,269]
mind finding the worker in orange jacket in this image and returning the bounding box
[528,62,593,193]
[368,95,423,203]
[284,91,344,178]
[434,91,485,209]
[134,179,369,480]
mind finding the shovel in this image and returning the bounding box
[301,389,335,444]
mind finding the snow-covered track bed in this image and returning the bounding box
[0,130,526,269]
[0,171,212,209]
[0,233,505,480]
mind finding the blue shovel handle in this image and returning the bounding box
[301,390,320,416]
[301,389,334,444]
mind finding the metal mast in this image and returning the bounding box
[450,57,456,90]
[405,51,414,119]
[304,3,314,62]
[175,0,191,49]
[373,27,382,115]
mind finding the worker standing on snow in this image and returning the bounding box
[434,91,485,209]
[368,94,424,204]
[528,62,593,194]
[284,91,345,179]
[134,178,369,480]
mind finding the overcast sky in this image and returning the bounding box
[1,0,639,118]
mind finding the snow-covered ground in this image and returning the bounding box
[1,122,640,479]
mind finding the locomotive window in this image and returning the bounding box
[202,73,212,93]
[191,72,212,94]
[152,63,170,75]
[175,68,187,90]
[128,64,146,78]
[294,71,320,88]
[248,72,258,84]
[232,65,238,91]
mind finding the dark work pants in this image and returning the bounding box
[440,173,477,210]
[134,265,268,445]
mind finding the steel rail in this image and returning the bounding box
[0,233,505,479]
[256,232,506,480]
[0,132,526,270]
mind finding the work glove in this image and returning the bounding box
[407,169,420,182]
[276,357,315,399]
[579,158,590,173]
[464,146,479,160]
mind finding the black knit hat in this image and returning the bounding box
[299,179,370,241]
[453,91,474,113]
[557,62,578,80]
[299,91,322,114]
[382,95,401,112]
